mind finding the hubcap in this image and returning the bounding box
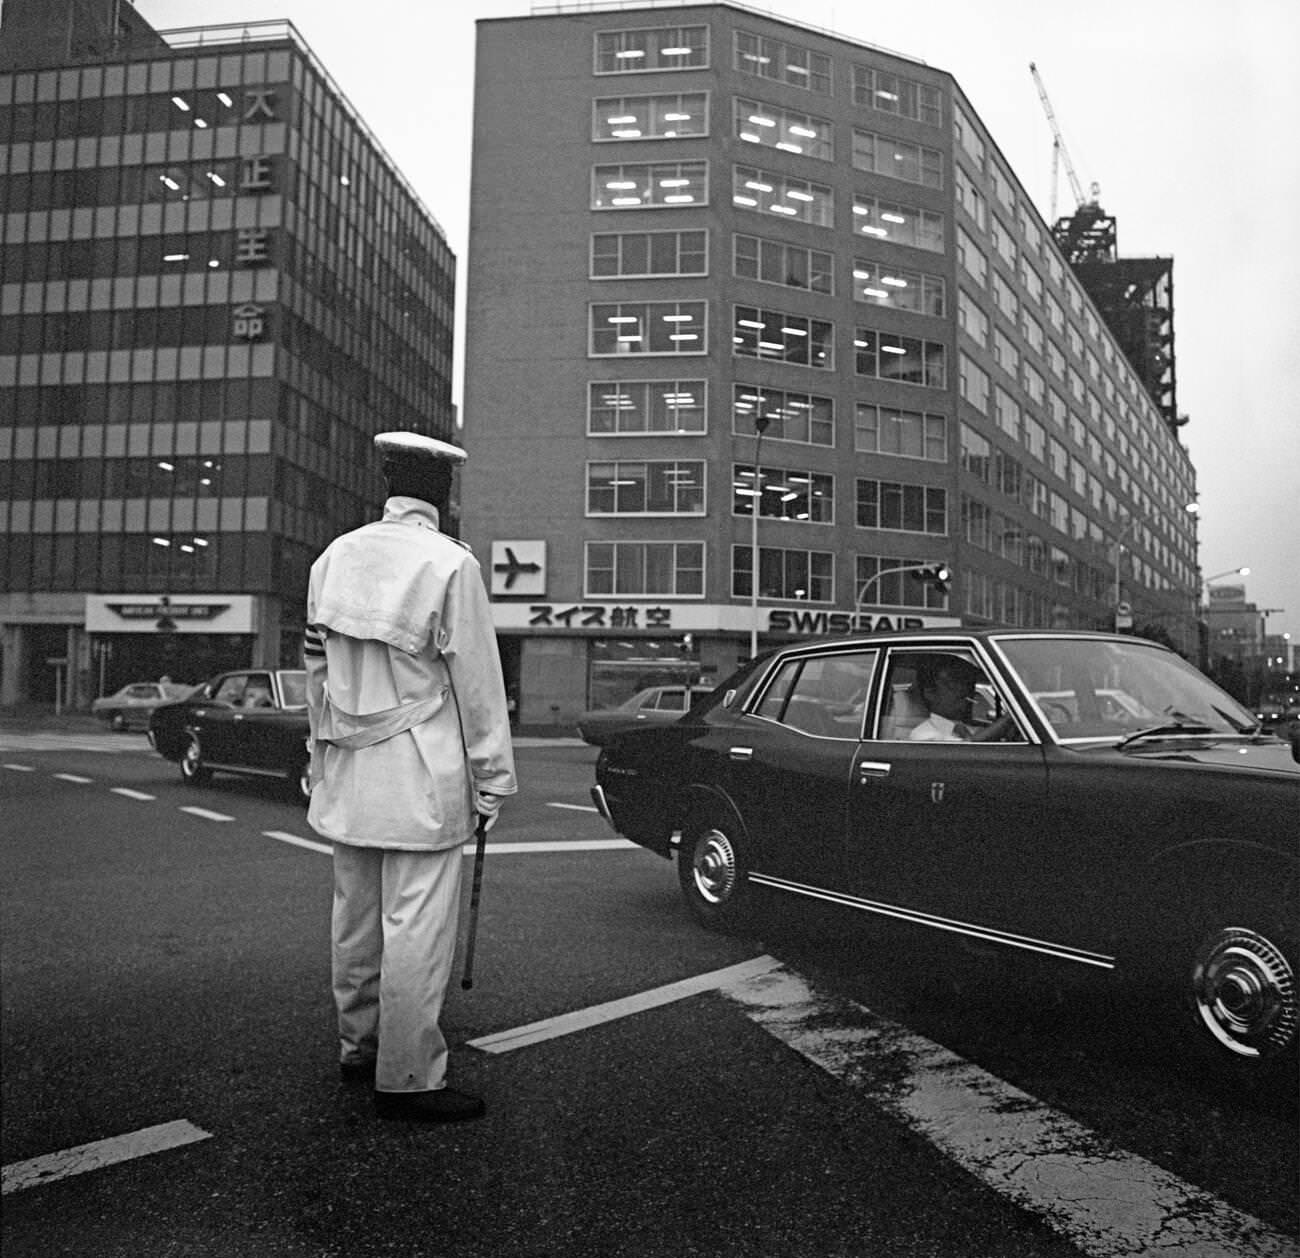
[182,737,201,776]
[1191,927,1297,1058]
[691,829,737,905]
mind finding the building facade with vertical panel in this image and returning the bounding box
[0,1,456,708]
[461,1,1200,730]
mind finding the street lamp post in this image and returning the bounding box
[1111,514,1137,632]
[748,415,771,660]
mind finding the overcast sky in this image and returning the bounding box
[132,0,1300,647]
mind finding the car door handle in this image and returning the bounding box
[729,747,753,761]
[858,760,891,779]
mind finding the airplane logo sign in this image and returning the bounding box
[490,540,547,597]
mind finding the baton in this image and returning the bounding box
[460,813,490,990]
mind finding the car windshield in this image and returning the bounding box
[998,637,1258,743]
[278,671,308,709]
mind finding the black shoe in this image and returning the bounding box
[339,1058,377,1084]
[374,1088,485,1123]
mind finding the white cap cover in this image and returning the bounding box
[373,431,467,464]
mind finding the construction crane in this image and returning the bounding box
[1029,61,1099,222]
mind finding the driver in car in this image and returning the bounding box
[910,656,1017,742]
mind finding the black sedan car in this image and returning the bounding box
[149,668,311,802]
[592,629,1299,1094]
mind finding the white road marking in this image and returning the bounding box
[263,829,332,855]
[179,806,233,822]
[468,955,783,1054]
[466,838,637,854]
[110,788,156,801]
[546,802,598,813]
[1,1120,212,1195]
[722,965,1299,1258]
[3,763,36,772]
[53,773,93,784]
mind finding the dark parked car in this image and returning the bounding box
[592,629,1299,1094]
[576,684,700,746]
[149,668,311,802]
[91,680,195,731]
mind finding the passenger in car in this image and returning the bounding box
[910,656,1016,742]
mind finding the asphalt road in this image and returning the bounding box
[1,726,1296,1257]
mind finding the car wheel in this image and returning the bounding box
[677,809,755,933]
[109,711,126,732]
[1155,895,1298,1098]
[179,733,213,787]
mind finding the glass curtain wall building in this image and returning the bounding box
[462,2,1200,730]
[0,6,455,706]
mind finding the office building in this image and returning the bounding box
[0,0,456,707]
[462,2,1200,728]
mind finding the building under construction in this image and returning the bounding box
[1052,202,1181,433]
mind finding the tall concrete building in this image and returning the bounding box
[0,1,456,707]
[462,2,1200,729]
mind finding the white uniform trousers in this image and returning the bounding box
[331,843,465,1093]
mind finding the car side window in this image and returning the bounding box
[875,650,1026,743]
[213,676,247,705]
[754,651,878,738]
[657,689,687,712]
[242,673,275,708]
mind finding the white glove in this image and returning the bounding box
[475,791,505,832]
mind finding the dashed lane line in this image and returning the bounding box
[178,806,234,822]
[546,802,598,812]
[53,773,94,784]
[263,829,332,856]
[3,763,36,772]
[2,1120,212,1195]
[468,956,783,1053]
[110,787,156,801]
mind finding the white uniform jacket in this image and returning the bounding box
[304,497,516,852]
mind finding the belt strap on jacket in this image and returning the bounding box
[317,689,445,750]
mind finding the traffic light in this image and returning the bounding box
[910,564,952,593]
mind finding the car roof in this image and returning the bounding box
[764,628,1163,656]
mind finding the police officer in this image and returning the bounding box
[304,432,516,1122]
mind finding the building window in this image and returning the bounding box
[994,386,1020,439]
[851,66,942,126]
[854,405,947,462]
[991,271,1018,321]
[990,162,1016,212]
[592,161,707,209]
[957,289,988,345]
[589,301,706,355]
[588,380,706,434]
[856,479,948,534]
[585,540,705,597]
[592,93,708,141]
[732,544,834,601]
[733,462,834,523]
[955,165,987,230]
[957,226,986,285]
[591,230,708,278]
[991,215,1017,267]
[586,460,705,515]
[855,329,945,388]
[595,26,709,74]
[953,103,986,169]
[732,164,834,226]
[852,195,944,252]
[852,258,944,316]
[959,353,989,414]
[993,329,1019,378]
[734,305,833,369]
[855,554,949,609]
[733,233,832,294]
[961,423,992,483]
[734,96,833,161]
[733,30,831,94]
[851,130,943,188]
[732,384,834,446]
